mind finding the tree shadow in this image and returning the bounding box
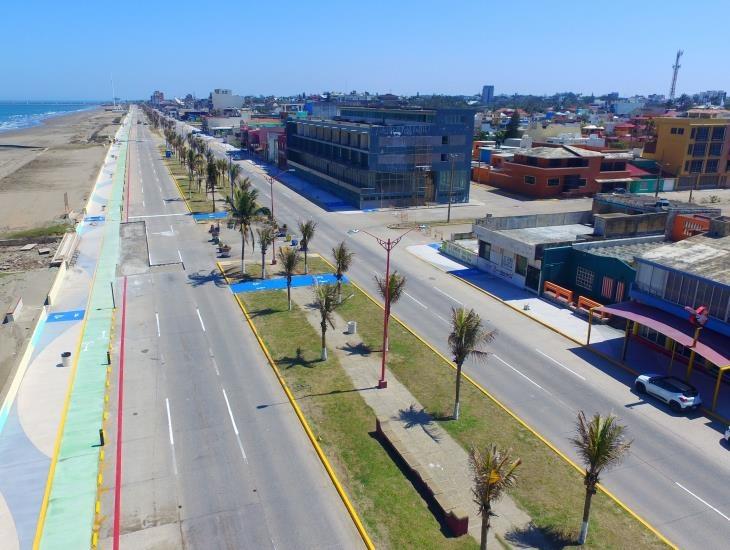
[187,269,226,288]
[394,404,441,443]
[280,346,319,369]
[505,522,578,549]
[339,341,372,356]
[247,307,278,319]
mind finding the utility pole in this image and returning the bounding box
[446,154,455,223]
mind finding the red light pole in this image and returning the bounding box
[362,228,415,388]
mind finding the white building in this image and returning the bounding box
[211,88,245,111]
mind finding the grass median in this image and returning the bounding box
[236,271,476,549]
[158,146,227,213]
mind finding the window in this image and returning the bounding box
[500,253,514,271]
[694,127,710,140]
[711,127,726,141]
[706,159,719,173]
[601,276,615,299]
[671,127,685,135]
[671,127,678,134]
[524,175,536,185]
[578,178,587,187]
[478,240,491,260]
[441,135,449,145]
[684,161,690,172]
[709,142,723,156]
[441,153,447,162]
[547,177,560,186]
[576,267,594,290]
[515,254,528,276]
[692,142,707,157]
[689,160,703,173]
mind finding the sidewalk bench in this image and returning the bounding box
[543,281,574,306]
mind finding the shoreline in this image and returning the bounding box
[0,104,100,135]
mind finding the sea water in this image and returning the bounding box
[0,102,98,133]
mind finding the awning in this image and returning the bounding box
[597,301,730,367]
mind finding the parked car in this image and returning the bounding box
[634,374,701,412]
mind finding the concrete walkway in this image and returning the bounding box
[289,285,545,548]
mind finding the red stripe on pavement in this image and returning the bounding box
[113,276,128,550]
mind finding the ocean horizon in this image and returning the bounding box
[0,102,100,133]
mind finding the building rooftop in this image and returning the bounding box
[519,145,603,159]
[496,224,595,245]
[576,236,668,264]
[594,193,723,215]
[639,234,730,285]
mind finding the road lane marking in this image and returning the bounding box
[196,308,206,332]
[165,398,178,475]
[404,292,427,309]
[211,357,220,376]
[434,287,463,306]
[675,482,730,521]
[128,213,187,219]
[142,200,146,208]
[493,354,547,391]
[433,312,449,324]
[535,349,586,381]
[155,313,160,337]
[177,249,183,263]
[222,388,248,463]
[169,224,174,234]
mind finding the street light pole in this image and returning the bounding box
[362,228,415,389]
[268,168,294,265]
[447,154,455,223]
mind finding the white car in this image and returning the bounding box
[634,374,702,412]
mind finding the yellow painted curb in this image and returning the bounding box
[216,262,375,550]
[316,255,676,549]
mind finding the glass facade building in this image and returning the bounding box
[285,107,474,209]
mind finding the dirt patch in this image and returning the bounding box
[0,239,61,272]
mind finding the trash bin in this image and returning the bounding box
[61,352,71,368]
[347,321,357,335]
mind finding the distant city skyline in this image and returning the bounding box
[3,0,729,101]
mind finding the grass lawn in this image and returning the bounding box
[240,286,477,550]
[1,223,71,240]
[220,255,331,283]
[159,146,228,213]
[333,283,667,549]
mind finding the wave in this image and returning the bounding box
[0,105,97,133]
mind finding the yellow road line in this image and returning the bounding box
[316,255,676,549]
[216,262,374,550]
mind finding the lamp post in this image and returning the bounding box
[362,227,415,389]
[268,167,295,264]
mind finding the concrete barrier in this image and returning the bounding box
[46,261,67,307]
[50,232,78,267]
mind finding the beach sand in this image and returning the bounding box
[0,108,124,233]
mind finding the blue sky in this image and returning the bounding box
[3,0,728,101]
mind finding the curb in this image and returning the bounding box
[316,255,676,549]
[216,262,375,550]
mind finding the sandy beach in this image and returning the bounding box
[0,108,123,233]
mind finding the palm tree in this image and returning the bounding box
[374,271,406,352]
[313,283,339,361]
[448,307,495,420]
[298,220,317,274]
[278,246,300,310]
[257,225,276,279]
[229,163,242,197]
[469,444,521,550]
[226,185,270,277]
[570,412,632,545]
[206,160,218,212]
[216,158,229,197]
[193,153,206,194]
[186,148,196,196]
[331,241,354,303]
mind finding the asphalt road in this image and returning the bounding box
[182,122,730,550]
[100,109,363,549]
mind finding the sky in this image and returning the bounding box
[2,0,728,101]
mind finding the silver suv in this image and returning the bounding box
[635,374,702,412]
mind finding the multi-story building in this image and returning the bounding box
[150,90,164,105]
[210,88,245,111]
[285,107,474,209]
[642,113,730,189]
[481,85,494,105]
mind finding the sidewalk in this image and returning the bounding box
[0,115,131,550]
[289,285,545,547]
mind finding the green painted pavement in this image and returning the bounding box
[39,122,129,550]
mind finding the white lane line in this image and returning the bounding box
[165,398,178,475]
[177,249,183,263]
[142,199,146,208]
[128,213,187,219]
[404,292,428,309]
[196,308,206,332]
[434,287,464,306]
[169,224,174,234]
[211,357,220,376]
[675,482,730,521]
[433,312,449,324]
[222,388,248,463]
[493,354,546,391]
[155,313,160,337]
[535,349,586,381]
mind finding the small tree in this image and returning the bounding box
[448,307,495,420]
[374,271,406,352]
[313,283,339,361]
[257,225,276,280]
[470,444,521,550]
[505,110,522,139]
[278,246,300,311]
[298,220,317,274]
[331,241,354,303]
[571,412,632,545]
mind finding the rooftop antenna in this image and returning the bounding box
[669,50,683,101]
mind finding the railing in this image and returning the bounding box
[577,296,609,320]
[543,281,574,304]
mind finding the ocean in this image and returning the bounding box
[0,102,98,133]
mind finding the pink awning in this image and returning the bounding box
[597,301,730,367]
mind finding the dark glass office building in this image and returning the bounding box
[285,107,474,209]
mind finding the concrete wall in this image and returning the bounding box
[593,212,667,237]
[475,211,592,231]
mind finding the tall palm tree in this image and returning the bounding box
[331,241,354,303]
[186,148,196,195]
[229,163,242,197]
[193,153,206,194]
[206,159,219,212]
[278,246,300,310]
[448,307,496,420]
[257,225,276,280]
[469,444,521,550]
[216,158,229,197]
[374,271,406,352]
[313,283,339,361]
[570,412,632,545]
[298,220,317,274]
[226,185,270,277]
